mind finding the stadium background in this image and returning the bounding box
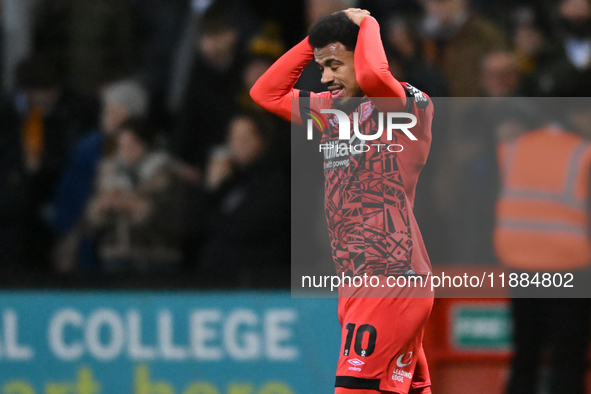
[0,0,589,392]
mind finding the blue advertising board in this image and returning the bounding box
[0,291,340,393]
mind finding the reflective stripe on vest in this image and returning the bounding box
[495,130,591,270]
[499,141,589,222]
[497,218,587,236]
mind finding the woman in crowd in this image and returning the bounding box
[86,118,186,273]
[197,112,290,287]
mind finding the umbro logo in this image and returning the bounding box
[348,358,365,366]
[347,358,365,372]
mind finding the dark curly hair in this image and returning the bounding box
[308,12,360,51]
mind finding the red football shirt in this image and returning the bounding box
[251,17,433,275]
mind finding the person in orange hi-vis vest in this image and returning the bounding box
[495,104,591,394]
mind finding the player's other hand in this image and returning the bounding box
[343,8,371,26]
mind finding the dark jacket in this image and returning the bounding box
[198,153,290,287]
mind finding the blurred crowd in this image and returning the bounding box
[1,0,591,287]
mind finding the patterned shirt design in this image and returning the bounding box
[321,99,414,276]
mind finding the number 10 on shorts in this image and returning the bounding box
[343,323,377,357]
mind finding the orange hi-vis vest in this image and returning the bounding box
[494,127,591,271]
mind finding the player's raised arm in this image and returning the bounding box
[343,9,407,101]
[249,37,315,123]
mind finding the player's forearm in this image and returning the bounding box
[250,37,314,121]
[355,17,406,98]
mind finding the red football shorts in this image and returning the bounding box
[334,294,434,393]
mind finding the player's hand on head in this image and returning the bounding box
[343,8,371,26]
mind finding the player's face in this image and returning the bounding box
[314,42,363,102]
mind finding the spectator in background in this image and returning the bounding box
[240,25,293,173]
[0,54,94,275]
[542,0,591,96]
[509,6,557,96]
[86,119,186,274]
[197,113,289,287]
[421,0,507,97]
[385,16,449,97]
[480,51,523,97]
[174,2,247,171]
[495,101,591,394]
[241,0,306,48]
[237,22,286,113]
[238,55,276,114]
[441,51,539,264]
[52,79,149,273]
